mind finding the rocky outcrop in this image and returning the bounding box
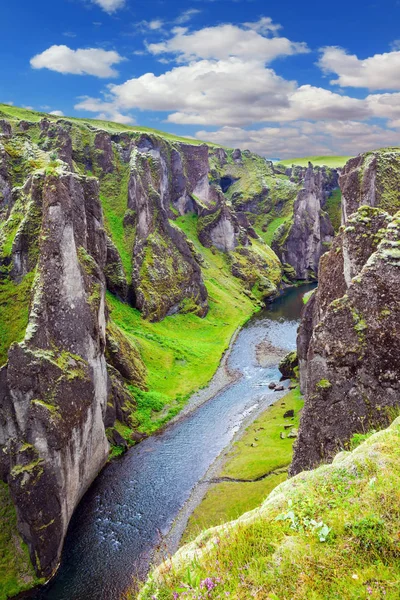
[0,169,145,579]
[291,202,400,475]
[273,164,338,279]
[128,139,209,321]
[340,148,400,220]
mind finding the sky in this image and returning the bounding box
[2,0,400,158]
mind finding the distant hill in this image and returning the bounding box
[279,155,352,168]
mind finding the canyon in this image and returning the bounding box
[0,104,399,600]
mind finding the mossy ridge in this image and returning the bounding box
[138,417,400,600]
[0,482,43,600]
[0,103,209,147]
[182,387,303,543]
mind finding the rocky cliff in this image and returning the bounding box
[273,164,339,279]
[291,149,400,475]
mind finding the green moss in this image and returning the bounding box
[316,379,332,390]
[302,288,315,305]
[77,246,97,276]
[0,482,43,600]
[325,188,342,232]
[0,272,34,366]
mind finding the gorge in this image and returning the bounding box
[0,104,399,600]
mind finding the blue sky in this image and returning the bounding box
[2,0,400,157]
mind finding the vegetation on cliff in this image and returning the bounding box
[139,418,400,600]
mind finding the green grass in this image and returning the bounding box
[99,168,134,281]
[107,213,259,434]
[139,417,400,600]
[259,215,290,247]
[278,155,352,168]
[0,482,43,600]
[325,188,343,232]
[182,387,303,543]
[0,273,34,366]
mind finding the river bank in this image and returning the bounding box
[181,385,303,545]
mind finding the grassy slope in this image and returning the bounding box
[182,387,303,543]
[278,155,352,168]
[108,212,258,434]
[0,104,207,146]
[139,418,400,600]
[0,483,43,600]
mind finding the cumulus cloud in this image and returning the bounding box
[195,120,400,158]
[30,45,124,78]
[104,59,370,127]
[147,19,309,63]
[318,46,400,90]
[74,96,134,124]
[49,110,64,116]
[91,0,125,14]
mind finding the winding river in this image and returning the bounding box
[25,284,314,600]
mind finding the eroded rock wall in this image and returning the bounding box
[292,183,400,474]
[273,164,338,279]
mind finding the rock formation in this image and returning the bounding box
[291,149,400,475]
[273,164,339,279]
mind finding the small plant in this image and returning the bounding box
[316,379,332,390]
[275,500,331,542]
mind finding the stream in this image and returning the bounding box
[26,284,315,600]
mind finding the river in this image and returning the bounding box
[25,284,314,600]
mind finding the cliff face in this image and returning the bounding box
[340,147,400,220]
[0,172,112,577]
[272,164,339,279]
[291,149,400,475]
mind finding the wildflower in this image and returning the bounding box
[200,577,216,591]
[173,593,179,599]
[367,587,373,596]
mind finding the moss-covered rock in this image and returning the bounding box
[292,204,400,474]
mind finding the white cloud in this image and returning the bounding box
[136,19,165,32]
[104,59,370,127]
[175,9,201,25]
[195,120,400,158]
[147,19,309,63]
[242,17,281,35]
[91,0,125,14]
[108,58,295,126]
[74,96,134,124]
[30,45,124,78]
[49,110,64,116]
[318,46,400,90]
